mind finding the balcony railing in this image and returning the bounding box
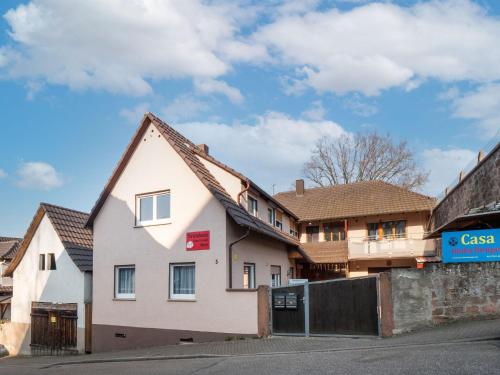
[348,234,436,260]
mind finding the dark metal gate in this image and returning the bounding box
[271,276,380,336]
[31,302,78,355]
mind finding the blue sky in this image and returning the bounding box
[0,0,499,237]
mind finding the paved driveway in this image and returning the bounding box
[1,319,499,375]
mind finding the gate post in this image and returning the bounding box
[378,272,394,337]
[304,282,310,337]
[257,285,271,337]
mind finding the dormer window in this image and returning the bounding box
[248,196,258,217]
[136,191,171,226]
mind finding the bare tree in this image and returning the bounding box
[303,132,428,190]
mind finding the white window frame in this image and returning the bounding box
[271,265,281,287]
[248,196,258,217]
[136,190,171,226]
[169,263,196,300]
[268,207,275,225]
[115,265,136,300]
[243,263,256,289]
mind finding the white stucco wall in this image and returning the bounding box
[11,215,86,328]
[7,214,88,354]
[198,156,243,202]
[228,221,292,289]
[93,123,266,335]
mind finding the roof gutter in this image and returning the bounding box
[228,227,251,289]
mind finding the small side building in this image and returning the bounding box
[2,203,92,355]
[0,237,21,320]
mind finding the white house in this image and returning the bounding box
[86,113,304,352]
[2,203,92,355]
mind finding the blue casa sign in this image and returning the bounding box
[442,228,500,263]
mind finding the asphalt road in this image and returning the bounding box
[2,339,499,375]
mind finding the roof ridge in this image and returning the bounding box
[41,202,90,216]
[275,180,435,200]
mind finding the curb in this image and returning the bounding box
[42,335,500,369]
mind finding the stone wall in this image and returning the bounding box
[431,143,500,229]
[389,262,500,334]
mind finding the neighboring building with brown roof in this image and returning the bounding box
[275,180,437,279]
[0,237,21,320]
[2,203,92,355]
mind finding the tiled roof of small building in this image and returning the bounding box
[274,181,436,222]
[4,204,92,277]
[300,241,348,263]
[0,237,21,261]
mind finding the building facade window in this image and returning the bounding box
[368,220,406,240]
[170,263,195,300]
[115,266,135,299]
[289,219,299,237]
[306,225,319,242]
[275,210,283,230]
[324,222,346,241]
[243,263,256,289]
[47,253,57,270]
[271,265,281,287]
[248,196,258,217]
[136,191,171,226]
[268,208,275,225]
[39,254,45,270]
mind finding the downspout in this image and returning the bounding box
[228,227,251,289]
[237,179,251,206]
[229,179,252,289]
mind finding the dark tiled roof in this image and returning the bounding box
[0,285,13,294]
[41,203,93,251]
[4,204,92,277]
[0,237,21,261]
[86,113,298,248]
[66,246,93,272]
[300,241,348,263]
[274,181,436,222]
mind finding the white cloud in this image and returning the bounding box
[448,84,500,138]
[119,102,150,124]
[342,94,378,117]
[1,0,258,95]
[174,112,346,192]
[0,169,7,178]
[16,161,64,190]
[194,78,244,104]
[163,95,210,121]
[421,147,477,196]
[301,100,326,121]
[253,0,500,96]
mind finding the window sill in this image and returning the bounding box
[167,299,196,302]
[134,221,172,228]
[113,298,136,301]
[226,288,258,292]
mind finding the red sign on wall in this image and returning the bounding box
[186,231,210,251]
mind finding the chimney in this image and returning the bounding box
[296,179,305,196]
[197,144,209,155]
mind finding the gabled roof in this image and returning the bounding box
[85,113,298,249]
[0,237,21,261]
[4,203,93,277]
[192,147,298,219]
[274,181,436,222]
